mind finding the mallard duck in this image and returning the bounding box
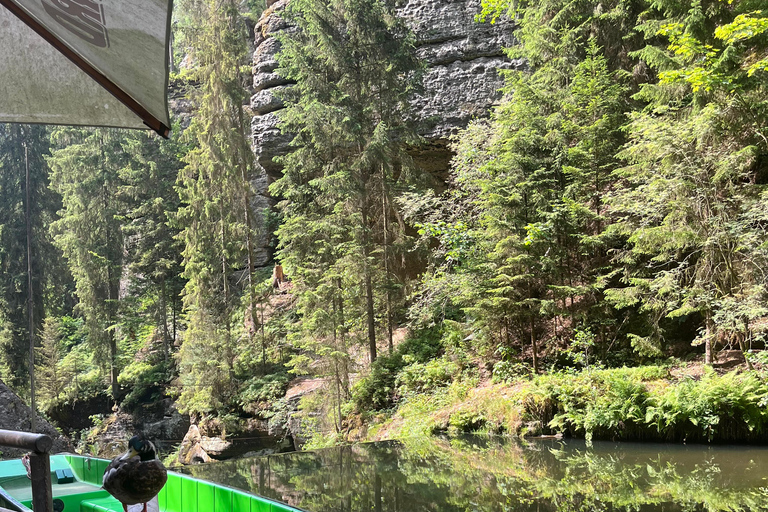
[103,436,167,512]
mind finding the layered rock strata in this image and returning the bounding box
[249,0,519,264]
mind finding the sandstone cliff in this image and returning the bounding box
[248,0,518,265]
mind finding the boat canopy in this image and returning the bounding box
[0,0,172,137]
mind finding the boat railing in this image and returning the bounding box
[0,430,52,512]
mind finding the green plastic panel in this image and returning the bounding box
[271,502,296,512]
[215,486,233,511]
[181,475,199,511]
[0,455,304,512]
[252,497,271,512]
[164,472,182,512]
[197,479,215,511]
[80,496,125,512]
[0,459,27,479]
[233,491,250,512]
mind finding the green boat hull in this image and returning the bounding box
[0,454,301,512]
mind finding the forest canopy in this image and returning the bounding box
[0,0,766,448]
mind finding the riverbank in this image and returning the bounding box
[355,361,768,445]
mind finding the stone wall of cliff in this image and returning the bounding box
[248,0,519,265]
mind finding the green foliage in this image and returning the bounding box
[447,409,487,434]
[352,325,452,412]
[351,353,404,412]
[117,360,166,409]
[174,0,260,417]
[396,357,458,395]
[0,124,62,391]
[49,128,126,398]
[274,0,423,379]
[492,360,531,382]
[397,326,444,363]
[35,317,70,411]
[520,366,768,442]
[645,370,768,441]
[237,372,290,413]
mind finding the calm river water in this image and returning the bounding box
[177,436,768,512]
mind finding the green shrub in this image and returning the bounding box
[396,357,458,395]
[398,326,444,363]
[645,369,768,441]
[448,409,486,434]
[351,353,405,412]
[352,326,449,412]
[238,372,290,412]
[492,360,530,382]
[532,366,665,440]
[118,360,167,410]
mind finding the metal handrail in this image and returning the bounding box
[0,430,52,512]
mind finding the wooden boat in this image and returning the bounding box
[0,453,302,512]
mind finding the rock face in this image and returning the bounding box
[248,0,519,262]
[0,381,73,458]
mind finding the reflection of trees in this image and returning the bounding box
[178,438,768,512]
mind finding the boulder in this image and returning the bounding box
[0,380,73,458]
[177,424,236,464]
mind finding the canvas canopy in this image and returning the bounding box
[0,0,172,137]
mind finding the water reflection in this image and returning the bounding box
[177,437,768,512]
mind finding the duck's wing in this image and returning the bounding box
[120,460,167,498]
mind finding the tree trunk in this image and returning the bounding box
[337,278,349,395]
[161,277,169,363]
[382,166,393,354]
[361,202,377,363]
[705,312,714,365]
[24,143,36,431]
[530,315,539,374]
[240,154,257,348]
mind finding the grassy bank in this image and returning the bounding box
[359,364,768,444]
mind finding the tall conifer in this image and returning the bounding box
[175,0,259,416]
[274,0,421,374]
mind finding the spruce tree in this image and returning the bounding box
[119,126,188,366]
[175,0,259,416]
[48,128,125,399]
[274,0,421,375]
[607,1,768,363]
[0,124,64,393]
[418,0,642,370]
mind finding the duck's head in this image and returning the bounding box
[124,436,158,461]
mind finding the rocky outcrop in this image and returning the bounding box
[248,0,519,262]
[251,0,517,174]
[134,398,190,445]
[0,381,73,458]
[177,425,212,464]
[176,425,263,464]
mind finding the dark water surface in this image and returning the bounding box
[177,436,768,512]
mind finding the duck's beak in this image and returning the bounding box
[120,447,140,460]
